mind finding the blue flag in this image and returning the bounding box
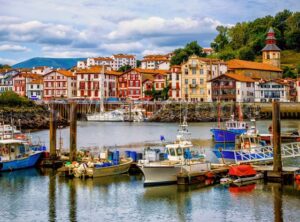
[160,135,165,141]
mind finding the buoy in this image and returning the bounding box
[295,174,300,180]
[205,172,214,178]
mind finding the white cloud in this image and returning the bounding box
[0,57,17,65]
[0,44,29,52]
[100,42,144,52]
[108,16,223,40]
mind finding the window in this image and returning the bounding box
[192,79,196,84]
[200,88,205,95]
[192,68,196,75]
[169,148,175,156]
[200,79,204,85]
[185,79,188,85]
[200,69,204,75]
[246,82,251,87]
[176,74,179,81]
[185,69,188,75]
[192,88,196,94]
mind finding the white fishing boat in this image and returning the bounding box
[138,118,210,186]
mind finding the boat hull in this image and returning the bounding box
[0,152,42,172]
[90,159,132,178]
[138,162,211,186]
[138,165,181,186]
[211,128,246,143]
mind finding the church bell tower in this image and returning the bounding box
[262,27,281,68]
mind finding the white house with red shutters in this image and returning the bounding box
[75,66,121,100]
[43,70,76,100]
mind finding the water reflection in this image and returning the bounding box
[48,170,56,222]
[272,183,283,222]
[69,179,77,222]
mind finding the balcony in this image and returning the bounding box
[189,83,198,88]
[212,84,235,90]
[212,94,236,100]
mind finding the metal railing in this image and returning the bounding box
[234,142,300,163]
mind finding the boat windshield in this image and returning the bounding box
[169,148,176,156]
[176,148,183,156]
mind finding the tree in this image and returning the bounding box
[282,66,296,78]
[0,64,11,69]
[218,48,236,61]
[211,26,229,52]
[238,47,255,61]
[118,65,132,72]
[170,41,205,65]
[136,60,141,67]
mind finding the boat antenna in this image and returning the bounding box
[179,100,182,125]
[11,112,14,139]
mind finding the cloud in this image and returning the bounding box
[100,42,144,53]
[42,46,98,58]
[0,57,17,65]
[0,16,86,46]
[0,44,30,52]
[107,17,223,40]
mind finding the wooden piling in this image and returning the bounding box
[49,103,57,159]
[69,102,77,162]
[268,101,282,180]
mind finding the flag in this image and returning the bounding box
[160,135,165,141]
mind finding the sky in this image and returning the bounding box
[0,0,299,65]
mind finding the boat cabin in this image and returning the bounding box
[165,144,192,161]
[0,140,30,162]
[226,119,247,130]
[239,134,262,149]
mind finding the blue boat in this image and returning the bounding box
[213,131,270,164]
[0,139,43,172]
[211,115,247,143]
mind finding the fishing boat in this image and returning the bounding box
[211,114,248,143]
[0,139,43,171]
[138,118,209,186]
[213,132,268,164]
[220,165,263,184]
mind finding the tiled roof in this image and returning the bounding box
[113,54,135,58]
[105,70,123,76]
[134,68,168,75]
[56,70,74,77]
[76,66,102,74]
[208,72,255,83]
[142,74,154,82]
[261,44,281,51]
[93,57,113,61]
[228,59,282,72]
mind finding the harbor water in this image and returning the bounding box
[0,120,300,221]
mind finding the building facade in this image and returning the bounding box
[181,55,227,102]
[75,66,120,99]
[111,54,136,70]
[0,69,18,94]
[26,77,43,100]
[207,73,255,102]
[297,78,300,102]
[167,65,181,100]
[43,70,76,100]
[254,80,289,102]
[141,55,170,70]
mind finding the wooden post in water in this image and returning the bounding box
[268,101,282,180]
[49,103,57,159]
[69,102,77,162]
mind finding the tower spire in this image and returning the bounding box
[262,27,281,68]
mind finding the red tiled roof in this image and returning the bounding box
[228,59,282,72]
[113,54,135,58]
[208,72,255,83]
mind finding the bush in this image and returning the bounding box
[0,91,34,107]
